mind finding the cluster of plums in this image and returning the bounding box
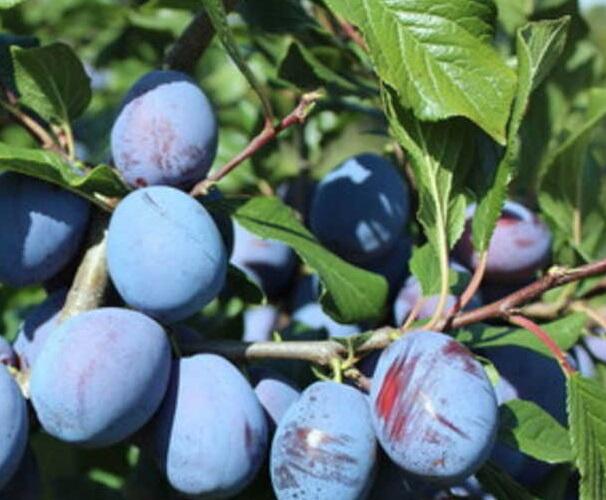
[0,68,600,498]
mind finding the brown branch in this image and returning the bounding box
[190,90,322,197]
[59,211,110,323]
[444,252,488,327]
[450,259,606,329]
[164,0,239,74]
[508,314,575,376]
[335,16,368,51]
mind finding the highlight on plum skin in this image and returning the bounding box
[454,200,552,284]
[369,331,498,484]
[29,308,171,447]
[110,69,218,189]
[270,381,377,500]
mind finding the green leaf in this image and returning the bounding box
[225,265,264,305]
[567,373,606,499]
[0,0,25,8]
[472,17,570,252]
[324,0,516,143]
[477,461,539,500]
[409,243,469,296]
[203,0,274,120]
[499,400,573,463]
[220,196,388,323]
[455,313,585,356]
[0,143,129,208]
[11,42,92,123]
[539,88,606,262]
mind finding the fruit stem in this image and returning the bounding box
[508,314,575,377]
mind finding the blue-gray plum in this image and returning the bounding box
[110,69,218,188]
[583,331,606,362]
[13,289,66,371]
[309,154,410,263]
[0,447,41,500]
[289,274,321,310]
[270,381,377,500]
[571,345,596,378]
[230,222,297,298]
[107,186,227,322]
[150,354,267,498]
[249,367,300,433]
[393,262,481,326]
[370,331,498,484]
[293,303,360,338]
[30,308,171,447]
[363,232,413,296]
[243,305,279,342]
[0,172,90,286]
[454,201,551,284]
[0,366,28,490]
[0,338,16,368]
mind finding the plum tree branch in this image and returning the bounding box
[164,0,239,74]
[190,90,323,197]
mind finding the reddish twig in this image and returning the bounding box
[444,252,488,327]
[190,90,322,197]
[450,259,606,329]
[336,16,368,51]
[508,314,575,376]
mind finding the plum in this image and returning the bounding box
[0,338,16,368]
[13,289,67,371]
[107,186,227,323]
[243,305,279,342]
[30,308,171,447]
[289,274,321,310]
[583,331,606,362]
[370,331,498,484]
[0,366,28,490]
[309,154,410,263]
[0,447,41,500]
[362,231,413,296]
[110,69,218,188]
[0,172,89,287]
[149,354,268,498]
[230,222,297,298]
[393,262,481,326]
[292,303,360,338]
[454,201,551,284]
[270,381,377,500]
[249,367,300,432]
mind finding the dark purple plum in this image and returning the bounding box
[0,338,16,368]
[289,274,321,310]
[454,201,551,284]
[150,354,268,497]
[13,289,66,371]
[393,262,481,326]
[249,368,300,432]
[309,154,410,264]
[270,381,377,500]
[276,176,317,225]
[0,447,41,500]
[243,305,279,342]
[0,172,89,287]
[30,308,171,447]
[230,222,297,298]
[370,331,498,484]
[0,366,28,490]
[362,232,412,296]
[292,303,360,338]
[111,69,218,188]
[107,186,227,323]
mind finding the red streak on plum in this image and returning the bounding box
[435,413,469,440]
[514,238,534,248]
[441,340,481,378]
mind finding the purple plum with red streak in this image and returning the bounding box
[150,354,268,498]
[0,366,28,490]
[29,308,171,447]
[0,338,16,368]
[393,262,481,326]
[13,289,67,371]
[370,331,498,484]
[270,381,377,500]
[454,200,551,284]
[110,70,218,188]
[231,222,297,298]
